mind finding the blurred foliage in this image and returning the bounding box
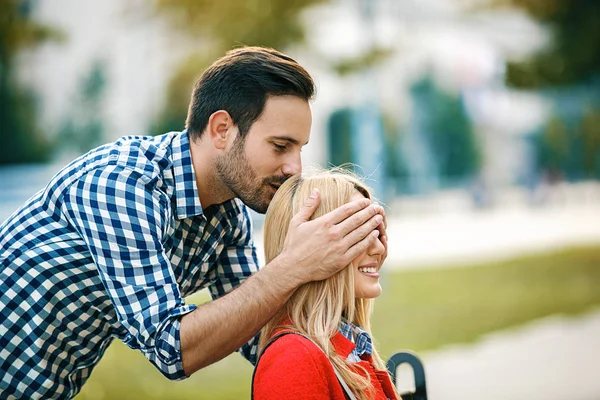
[151,0,326,134]
[56,60,108,155]
[381,111,408,181]
[76,245,600,399]
[327,77,480,193]
[412,77,481,181]
[486,0,600,87]
[0,0,64,57]
[581,107,600,178]
[332,47,394,76]
[327,108,354,167]
[535,106,600,180]
[484,0,600,181]
[537,115,570,177]
[326,107,407,188]
[0,0,64,164]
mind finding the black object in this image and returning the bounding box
[386,351,428,400]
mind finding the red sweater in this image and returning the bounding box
[253,330,398,399]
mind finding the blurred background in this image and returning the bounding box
[1,0,599,399]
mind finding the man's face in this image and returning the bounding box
[216,95,312,213]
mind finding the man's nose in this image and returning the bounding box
[282,152,302,176]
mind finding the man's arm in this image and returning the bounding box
[64,166,197,380]
[180,189,386,375]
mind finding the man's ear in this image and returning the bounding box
[207,110,237,150]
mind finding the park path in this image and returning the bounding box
[396,309,600,400]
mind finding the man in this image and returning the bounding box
[0,47,386,398]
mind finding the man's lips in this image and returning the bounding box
[266,175,291,188]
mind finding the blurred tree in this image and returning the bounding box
[331,47,394,76]
[381,112,407,181]
[412,77,481,183]
[327,108,354,167]
[533,105,600,182]
[580,107,600,178]
[0,0,64,164]
[485,0,600,87]
[485,0,600,182]
[535,115,570,178]
[151,0,326,134]
[326,107,406,186]
[55,60,108,155]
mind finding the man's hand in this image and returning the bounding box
[180,188,388,376]
[375,203,388,267]
[277,188,386,285]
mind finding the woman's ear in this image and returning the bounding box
[207,110,237,150]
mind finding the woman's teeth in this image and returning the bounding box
[358,267,377,273]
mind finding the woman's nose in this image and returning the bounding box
[368,233,385,256]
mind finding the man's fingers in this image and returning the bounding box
[335,203,383,238]
[375,206,388,263]
[379,233,388,264]
[374,203,387,230]
[376,217,387,240]
[323,198,371,226]
[344,230,380,261]
[290,188,321,226]
[341,213,383,250]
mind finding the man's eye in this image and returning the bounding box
[273,143,287,152]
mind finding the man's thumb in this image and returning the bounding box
[295,188,320,223]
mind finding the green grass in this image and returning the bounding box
[76,245,600,400]
[372,245,600,356]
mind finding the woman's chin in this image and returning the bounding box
[355,285,382,299]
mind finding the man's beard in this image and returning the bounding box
[216,137,290,214]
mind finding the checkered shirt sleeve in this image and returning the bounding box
[63,163,195,380]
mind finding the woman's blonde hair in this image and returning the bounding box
[259,170,386,400]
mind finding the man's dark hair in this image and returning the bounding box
[185,46,315,140]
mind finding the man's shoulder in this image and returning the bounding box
[73,131,181,181]
[107,132,178,169]
[44,132,183,200]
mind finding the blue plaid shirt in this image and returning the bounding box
[0,131,259,399]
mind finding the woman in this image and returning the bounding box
[252,171,399,400]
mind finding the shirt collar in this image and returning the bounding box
[274,318,374,362]
[339,321,373,361]
[171,130,204,219]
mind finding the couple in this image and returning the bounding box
[0,46,397,399]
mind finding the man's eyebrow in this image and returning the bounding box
[269,136,309,146]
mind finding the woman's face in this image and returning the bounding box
[351,191,386,299]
